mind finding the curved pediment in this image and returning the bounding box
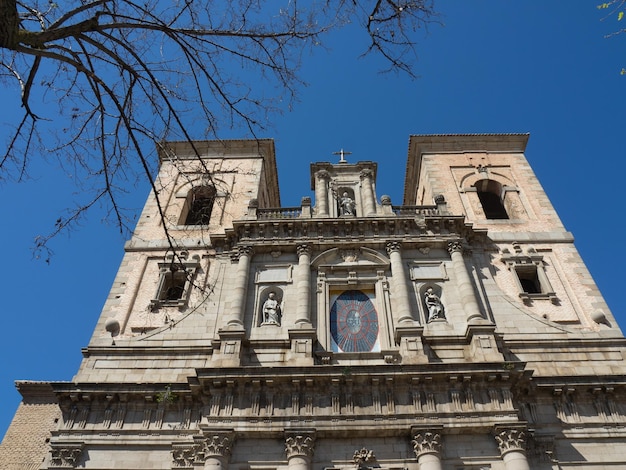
[311,247,390,269]
[459,170,516,189]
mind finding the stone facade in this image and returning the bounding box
[2,135,626,469]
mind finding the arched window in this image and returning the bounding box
[184,186,216,225]
[474,180,509,219]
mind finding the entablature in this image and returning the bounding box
[227,215,483,251]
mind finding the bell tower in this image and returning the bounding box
[2,134,626,470]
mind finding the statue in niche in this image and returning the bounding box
[262,291,281,325]
[424,288,445,322]
[339,192,356,216]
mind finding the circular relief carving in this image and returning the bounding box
[330,290,379,352]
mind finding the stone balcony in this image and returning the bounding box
[226,195,480,250]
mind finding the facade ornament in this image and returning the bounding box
[171,443,197,468]
[297,244,311,257]
[333,148,352,163]
[385,241,402,255]
[494,427,527,456]
[238,245,254,258]
[50,442,84,468]
[353,448,376,468]
[284,431,316,459]
[315,170,330,181]
[359,169,373,180]
[195,432,235,462]
[447,240,464,255]
[424,288,445,322]
[339,192,356,216]
[380,194,391,205]
[411,430,442,457]
[261,291,281,325]
[231,245,254,262]
[340,249,360,263]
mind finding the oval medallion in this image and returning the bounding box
[330,290,379,352]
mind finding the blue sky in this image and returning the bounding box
[1,2,625,438]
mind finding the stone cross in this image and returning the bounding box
[333,148,352,163]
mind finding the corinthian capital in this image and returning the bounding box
[447,240,464,255]
[236,245,254,259]
[494,427,527,456]
[297,244,311,257]
[285,430,316,459]
[360,169,373,180]
[194,431,235,462]
[386,241,402,255]
[315,170,330,181]
[411,430,442,458]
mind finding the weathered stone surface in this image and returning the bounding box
[2,135,626,469]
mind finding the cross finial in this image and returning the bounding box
[332,148,352,163]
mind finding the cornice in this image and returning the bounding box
[403,133,530,205]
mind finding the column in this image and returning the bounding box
[411,429,443,470]
[227,246,253,328]
[386,242,414,324]
[285,430,316,470]
[314,170,330,217]
[360,169,376,216]
[447,240,483,323]
[295,244,312,325]
[194,431,234,470]
[494,427,530,470]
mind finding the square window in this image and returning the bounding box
[515,267,542,294]
[159,270,187,301]
[150,255,200,310]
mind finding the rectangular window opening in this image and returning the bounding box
[159,271,187,301]
[516,267,542,294]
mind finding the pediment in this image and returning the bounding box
[311,247,390,269]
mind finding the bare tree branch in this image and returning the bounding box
[0,0,438,257]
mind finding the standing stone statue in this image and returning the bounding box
[340,192,356,216]
[424,288,444,322]
[262,292,281,325]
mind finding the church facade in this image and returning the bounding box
[2,134,625,469]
